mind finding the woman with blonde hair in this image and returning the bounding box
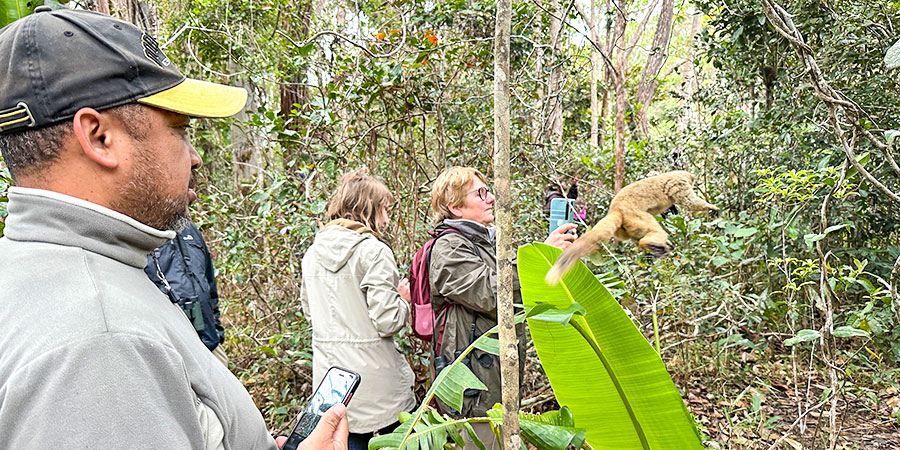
[300,170,415,450]
[428,166,575,450]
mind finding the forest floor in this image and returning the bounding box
[515,341,900,450]
[678,367,900,449]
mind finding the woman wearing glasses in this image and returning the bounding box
[427,167,575,450]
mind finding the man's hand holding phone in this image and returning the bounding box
[280,366,360,450]
[276,403,349,450]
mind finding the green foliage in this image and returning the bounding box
[370,308,585,450]
[1,0,37,27]
[43,0,892,442]
[518,243,703,449]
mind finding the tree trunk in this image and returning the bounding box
[107,0,127,20]
[678,12,703,133]
[547,0,564,147]
[600,0,614,149]
[589,0,601,150]
[279,0,312,169]
[493,0,521,448]
[132,0,158,34]
[231,70,262,190]
[613,4,627,192]
[533,20,545,144]
[634,0,675,138]
[95,0,110,15]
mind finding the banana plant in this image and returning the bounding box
[518,243,702,450]
[1,0,36,27]
[1,0,67,28]
[369,307,585,450]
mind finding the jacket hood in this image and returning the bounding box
[309,223,374,272]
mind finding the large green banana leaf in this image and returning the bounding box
[518,243,702,450]
[1,0,36,28]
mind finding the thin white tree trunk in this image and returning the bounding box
[533,21,545,144]
[493,0,520,447]
[589,0,601,150]
[547,0,564,146]
[678,12,703,132]
[613,2,627,192]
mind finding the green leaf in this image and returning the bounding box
[298,42,316,56]
[461,421,485,450]
[472,336,499,355]
[485,406,585,450]
[847,152,871,178]
[2,0,38,26]
[520,416,586,450]
[832,326,869,338]
[886,130,900,147]
[522,406,577,427]
[886,38,900,68]
[528,302,586,327]
[803,224,846,248]
[724,224,757,237]
[518,243,703,449]
[784,329,820,346]
[431,360,487,412]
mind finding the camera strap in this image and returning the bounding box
[152,252,179,305]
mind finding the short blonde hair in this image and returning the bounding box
[326,170,394,234]
[430,167,487,224]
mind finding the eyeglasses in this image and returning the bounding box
[467,186,491,201]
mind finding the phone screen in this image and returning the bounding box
[549,198,575,235]
[282,367,361,450]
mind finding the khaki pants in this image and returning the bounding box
[462,422,500,450]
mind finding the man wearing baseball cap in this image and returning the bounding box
[0,8,347,450]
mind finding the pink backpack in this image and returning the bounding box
[408,229,461,341]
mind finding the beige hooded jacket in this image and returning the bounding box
[300,221,416,433]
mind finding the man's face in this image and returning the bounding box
[450,178,495,226]
[110,107,201,231]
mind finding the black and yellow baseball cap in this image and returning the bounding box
[0,8,247,135]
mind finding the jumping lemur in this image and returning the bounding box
[545,171,719,285]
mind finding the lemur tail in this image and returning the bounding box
[545,212,622,286]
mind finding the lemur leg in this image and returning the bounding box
[623,212,673,257]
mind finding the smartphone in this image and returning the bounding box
[548,198,575,235]
[281,366,361,450]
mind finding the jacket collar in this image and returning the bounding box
[438,219,495,244]
[324,218,376,236]
[4,187,175,268]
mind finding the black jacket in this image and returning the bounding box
[145,222,224,351]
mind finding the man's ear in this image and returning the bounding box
[72,108,123,169]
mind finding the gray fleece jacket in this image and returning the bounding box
[0,187,275,450]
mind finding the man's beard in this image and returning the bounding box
[111,144,193,232]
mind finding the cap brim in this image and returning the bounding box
[137,78,247,118]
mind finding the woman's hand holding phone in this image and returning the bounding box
[276,403,349,450]
[544,223,577,249]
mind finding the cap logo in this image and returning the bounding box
[141,33,171,68]
[0,102,36,133]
